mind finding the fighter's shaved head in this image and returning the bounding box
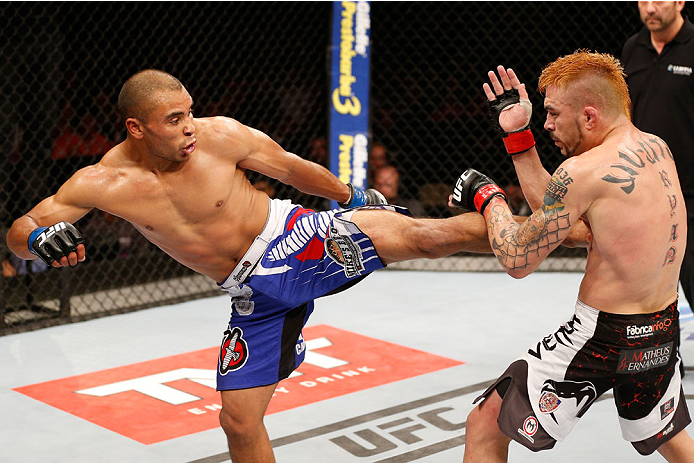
[117,69,185,122]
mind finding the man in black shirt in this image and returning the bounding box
[622,1,694,312]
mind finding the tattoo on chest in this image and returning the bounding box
[600,137,672,194]
[489,173,572,271]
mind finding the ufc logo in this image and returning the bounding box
[36,222,67,246]
[453,177,464,202]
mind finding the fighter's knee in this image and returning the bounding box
[407,222,447,259]
[465,404,489,441]
[219,407,258,444]
[465,396,506,445]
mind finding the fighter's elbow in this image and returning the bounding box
[506,267,533,280]
[563,221,591,248]
[561,234,588,249]
[6,218,32,257]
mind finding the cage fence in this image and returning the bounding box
[1,2,647,333]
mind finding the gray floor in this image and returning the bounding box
[1,271,692,463]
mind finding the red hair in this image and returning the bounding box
[538,50,631,118]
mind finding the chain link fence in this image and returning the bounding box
[1,2,655,332]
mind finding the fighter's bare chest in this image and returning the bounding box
[108,171,234,230]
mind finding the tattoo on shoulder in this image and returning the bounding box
[601,138,674,194]
[659,169,672,188]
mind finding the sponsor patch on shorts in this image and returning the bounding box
[657,422,676,439]
[660,397,676,420]
[538,391,561,413]
[616,342,673,374]
[625,318,674,339]
[518,416,538,443]
[325,226,364,277]
[232,260,253,282]
[540,379,596,418]
[218,327,249,375]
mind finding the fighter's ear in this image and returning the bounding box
[125,117,145,139]
[583,106,599,131]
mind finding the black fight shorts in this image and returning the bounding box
[475,299,690,455]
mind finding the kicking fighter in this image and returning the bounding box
[6,69,589,462]
[454,51,694,462]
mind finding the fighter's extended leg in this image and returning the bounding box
[350,209,491,263]
[219,383,278,463]
[463,390,511,463]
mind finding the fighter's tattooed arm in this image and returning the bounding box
[485,170,576,277]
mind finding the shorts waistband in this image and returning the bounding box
[575,298,679,320]
[219,198,286,292]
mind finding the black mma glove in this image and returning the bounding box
[488,88,535,155]
[338,183,388,208]
[451,168,507,215]
[28,222,84,266]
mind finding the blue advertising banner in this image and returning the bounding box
[329,1,371,208]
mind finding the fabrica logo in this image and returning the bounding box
[627,325,653,337]
[626,318,672,339]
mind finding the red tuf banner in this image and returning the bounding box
[14,324,463,444]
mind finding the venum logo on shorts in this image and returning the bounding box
[616,342,673,374]
[527,314,582,360]
[517,416,538,443]
[626,318,672,339]
[540,379,597,424]
[218,327,249,375]
[660,397,676,420]
[325,226,364,278]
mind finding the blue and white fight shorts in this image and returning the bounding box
[216,198,407,390]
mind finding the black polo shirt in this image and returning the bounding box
[622,18,694,196]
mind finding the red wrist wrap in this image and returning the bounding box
[502,128,535,155]
[473,184,506,214]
